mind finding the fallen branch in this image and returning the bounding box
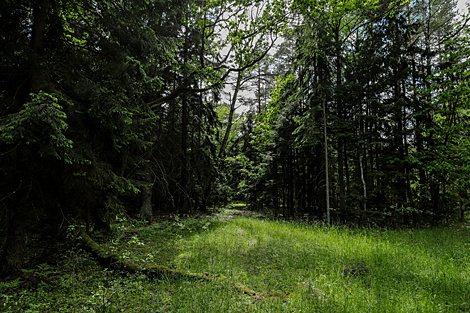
[78,228,289,299]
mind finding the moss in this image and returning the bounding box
[143,264,171,271]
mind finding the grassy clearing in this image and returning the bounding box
[2,209,470,312]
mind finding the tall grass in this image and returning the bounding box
[169,216,470,312]
[2,211,470,312]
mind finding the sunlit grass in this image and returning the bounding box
[2,211,470,312]
[167,217,470,312]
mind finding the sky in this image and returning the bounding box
[458,0,470,12]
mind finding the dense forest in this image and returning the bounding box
[1,0,470,276]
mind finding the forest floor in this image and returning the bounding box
[1,205,470,312]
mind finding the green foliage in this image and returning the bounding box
[0,92,73,162]
[0,278,22,294]
[237,0,470,224]
[0,0,185,273]
[256,74,296,143]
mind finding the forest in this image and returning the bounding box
[1,0,470,309]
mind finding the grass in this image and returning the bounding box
[1,208,470,312]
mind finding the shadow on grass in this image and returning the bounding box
[106,213,230,267]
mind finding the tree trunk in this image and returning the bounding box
[1,0,49,276]
[335,26,346,215]
[139,172,154,222]
[323,85,330,225]
[359,148,367,213]
[30,0,50,94]
[1,208,28,276]
[204,72,243,206]
[180,90,191,214]
[219,72,242,159]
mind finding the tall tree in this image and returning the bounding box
[243,0,470,225]
[0,0,186,274]
[0,0,290,274]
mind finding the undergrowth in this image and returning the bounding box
[1,208,470,312]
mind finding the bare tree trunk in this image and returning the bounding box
[335,26,346,215]
[218,72,242,159]
[323,88,330,226]
[359,148,367,213]
[180,92,191,214]
[139,171,154,222]
[30,0,50,94]
[1,0,49,276]
[1,206,28,276]
[204,72,243,205]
